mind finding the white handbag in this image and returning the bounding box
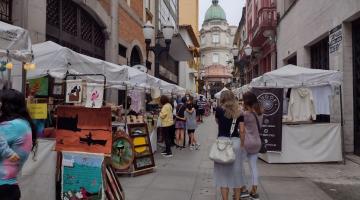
[209,119,237,164]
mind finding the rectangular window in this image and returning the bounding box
[311,36,329,70]
[118,44,127,58]
[0,0,12,23]
[201,35,206,45]
[226,37,230,44]
[213,53,219,64]
[212,34,220,44]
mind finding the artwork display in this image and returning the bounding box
[61,152,104,200]
[66,80,83,103]
[127,123,155,171]
[85,83,104,108]
[104,165,124,200]
[55,106,112,154]
[52,82,65,98]
[29,77,49,96]
[111,133,134,171]
[133,156,155,171]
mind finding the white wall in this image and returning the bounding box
[276,0,360,152]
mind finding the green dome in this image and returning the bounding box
[204,0,227,22]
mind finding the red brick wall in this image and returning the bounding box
[99,0,111,16]
[118,7,145,47]
[131,0,144,20]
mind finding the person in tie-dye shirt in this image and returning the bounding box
[0,89,37,200]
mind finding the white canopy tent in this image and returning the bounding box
[28,41,186,95]
[248,65,344,164]
[214,87,229,99]
[0,21,33,62]
[250,64,342,88]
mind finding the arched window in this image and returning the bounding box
[46,0,106,60]
[130,46,142,66]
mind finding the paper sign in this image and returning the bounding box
[28,104,48,119]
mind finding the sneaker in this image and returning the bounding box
[195,143,200,150]
[190,144,195,150]
[163,153,173,158]
[161,151,167,155]
[249,193,259,200]
[240,190,250,198]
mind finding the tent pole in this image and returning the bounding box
[340,85,345,165]
[124,84,128,129]
[21,62,26,94]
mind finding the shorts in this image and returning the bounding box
[198,109,205,115]
[175,121,186,129]
[187,129,195,134]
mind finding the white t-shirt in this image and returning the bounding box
[310,86,332,115]
[287,88,316,122]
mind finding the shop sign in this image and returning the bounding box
[329,25,342,54]
[28,103,48,119]
[252,88,283,152]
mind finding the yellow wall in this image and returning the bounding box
[179,0,199,37]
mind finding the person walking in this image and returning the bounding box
[214,90,244,200]
[240,92,263,200]
[197,95,206,122]
[0,89,37,200]
[159,95,174,157]
[175,97,186,149]
[184,99,199,150]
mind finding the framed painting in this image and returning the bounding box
[111,134,135,171]
[127,123,148,137]
[133,155,155,171]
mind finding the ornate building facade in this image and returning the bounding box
[200,0,236,97]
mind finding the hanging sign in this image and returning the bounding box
[329,24,342,54]
[251,88,283,152]
[28,103,48,119]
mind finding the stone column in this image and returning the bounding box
[105,0,119,63]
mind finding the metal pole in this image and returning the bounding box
[21,62,26,94]
[340,85,346,164]
[124,84,128,128]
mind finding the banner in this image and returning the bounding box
[61,152,104,200]
[252,88,283,152]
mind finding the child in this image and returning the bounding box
[0,135,20,162]
[184,99,199,150]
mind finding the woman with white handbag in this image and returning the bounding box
[211,90,245,200]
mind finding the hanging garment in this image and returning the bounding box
[129,90,143,113]
[287,88,316,122]
[310,85,332,115]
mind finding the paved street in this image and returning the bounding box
[120,115,360,200]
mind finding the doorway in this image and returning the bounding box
[353,18,360,155]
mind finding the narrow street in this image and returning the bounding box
[120,115,360,200]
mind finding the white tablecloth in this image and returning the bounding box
[259,123,342,163]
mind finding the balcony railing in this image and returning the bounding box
[249,7,277,44]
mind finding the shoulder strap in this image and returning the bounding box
[229,118,237,137]
[251,112,261,133]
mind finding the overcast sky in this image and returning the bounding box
[199,0,245,28]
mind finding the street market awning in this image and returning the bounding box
[0,21,33,62]
[250,64,343,88]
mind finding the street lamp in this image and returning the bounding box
[143,21,175,77]
[244,44,253,56]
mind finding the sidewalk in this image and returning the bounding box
[120,115,360,200]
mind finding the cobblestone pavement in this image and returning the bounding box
[120,115,360,200]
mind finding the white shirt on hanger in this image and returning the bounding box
[310,85,332,115]
[287,88,316,122]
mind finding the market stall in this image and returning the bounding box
[248,64,343,163]
[26,41,187,178]
[0,21,33,91]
